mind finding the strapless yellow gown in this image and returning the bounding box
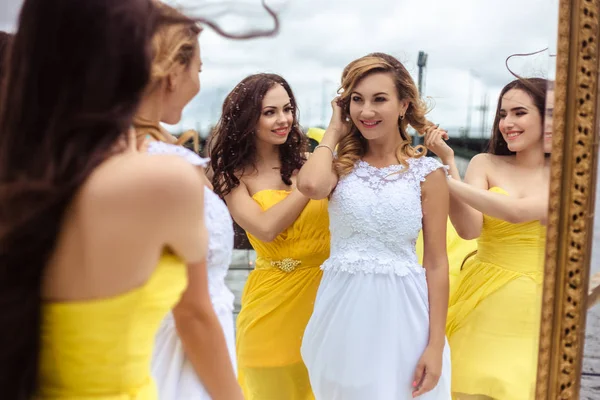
[446,188,546,400]
[37,253,187,399]
[236,190,330,400]
[415,218,477,297]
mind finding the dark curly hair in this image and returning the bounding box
[209,73,307,198]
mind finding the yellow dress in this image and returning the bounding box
[446,188,546,400]
[236,190,330,400]
[37,253,187,399]
[415,218,477,297]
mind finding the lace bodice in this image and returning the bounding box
[323,157,447,276]
[147,141,234,307]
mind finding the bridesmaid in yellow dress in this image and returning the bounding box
[209,73,330,399]
[425,78,550,399]
[0,1,212,398]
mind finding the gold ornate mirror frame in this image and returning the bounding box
[536,0,599,398]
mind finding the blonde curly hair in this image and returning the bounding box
[335,52,436,177]
[134,1,202,151]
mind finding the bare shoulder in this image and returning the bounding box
[81,153,204,213]
[473,152,517,167]
[464,153,494,179]
[235,168,263,196]
[468,153,494,167]
[226,177,251,200]
[421,167,448,192]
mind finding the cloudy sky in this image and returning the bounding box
[1,0,559,138]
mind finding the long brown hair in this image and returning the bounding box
[487,78,548,155]
[0,0,161,397]
[0,32,12,88]
[209,73,307,198]
[0,1,281,395]
[335,52,435,176]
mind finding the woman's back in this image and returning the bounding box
[37,153,202,399]
[38,254,186,398]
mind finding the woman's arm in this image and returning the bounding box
[172,260,243,400]
[424,129,488,240]
[421,168,449,351]
[159,160,242,399]
[412,168,449,397]
[448,179,548,225]
[297,98,349,199]
[296,129,339,200]
[225,181,309,242]
[448,155,489,239]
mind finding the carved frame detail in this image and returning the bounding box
[536,0,600,398]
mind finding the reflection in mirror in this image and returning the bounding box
[581,91,600,398]
[172,1,557,399]
[442,76,550,400]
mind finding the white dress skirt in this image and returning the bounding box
[301,157,452,400]
[147,141,236,399]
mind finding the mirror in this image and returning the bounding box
[537,0,600,398]
[581,40,600,399]
[582,162,600,397]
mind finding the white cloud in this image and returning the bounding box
[174,0,560,136]
[1,0,560,137]
[0,0,21,31]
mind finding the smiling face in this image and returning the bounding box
[498,88,543,153]
[255,84,294,146]
[348,72,409,141]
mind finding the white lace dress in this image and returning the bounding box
[147,141,236,399]
[300,157,452,400]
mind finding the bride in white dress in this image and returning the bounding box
[131,3,240,397]
[298,53,452,399]
[148,141,237,399]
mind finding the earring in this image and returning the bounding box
[399,114,405,120]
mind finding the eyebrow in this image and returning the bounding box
[262,103,292,111]
[500,106,529,113]
[351,91,389,97]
